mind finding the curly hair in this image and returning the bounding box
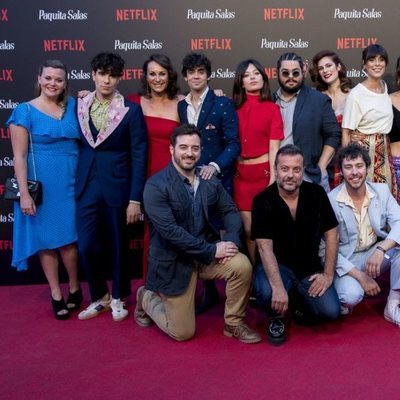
[310,50,352,93]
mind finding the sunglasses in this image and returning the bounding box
[280,70,302,78]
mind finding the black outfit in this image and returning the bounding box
[251,181,338,279]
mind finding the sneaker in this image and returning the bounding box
[224,323,262,344]
[111,298,129,322]
[78,293,111,320]
[267,317,286,346]
[134,286,153,327]
[384,300,400,326]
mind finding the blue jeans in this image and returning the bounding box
[254,263,340,320]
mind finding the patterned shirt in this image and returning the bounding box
[90,97,111,132]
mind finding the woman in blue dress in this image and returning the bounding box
[8,60,82,319]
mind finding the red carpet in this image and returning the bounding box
[1,280,400,400]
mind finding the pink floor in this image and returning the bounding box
[1,280,400,400]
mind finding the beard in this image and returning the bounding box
[173,154,197,171]
[278,77,304,94]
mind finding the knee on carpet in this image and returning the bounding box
[169,326,195,342]
[319,302,340,320]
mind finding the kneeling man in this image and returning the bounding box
[252,144,340,345]
[134,124,261,344]
[329,143,400,324]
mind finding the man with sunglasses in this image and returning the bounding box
[273,52,340,192]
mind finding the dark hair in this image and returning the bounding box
[277,52,304,71]
[182,52,212,78]
[336,143,371,171]
[362,44,389,66]
[91,52,125,77]
[37,59,69,105]
[141,54,179,100]
[275,144,304,167]
[310,50,352,93]
[232,58,271,108]
[170,123,202,146]
[396,56,400,87]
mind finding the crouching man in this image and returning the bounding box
[134,124,261,344]
[328,143,400,324]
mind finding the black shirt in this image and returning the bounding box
[251,181,338,279]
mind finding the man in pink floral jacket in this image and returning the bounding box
[76,52,147,322]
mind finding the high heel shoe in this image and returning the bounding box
[66,287,83,311]
[51,297,70,320]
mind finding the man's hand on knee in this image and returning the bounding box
[308,272,333,297]
[359,273,381,296]
[215,241,238,262]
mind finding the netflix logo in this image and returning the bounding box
[43,39,85,52]
[120,69,143,81]
[0,69,13,81]
[0,240,13,250]
[0,9,8,22]
[337,37,378,49]
[0,127,11,139]
[116,9,157,21]
[191,38,231,51]
[264,8,304,20]
[264,67,278,79]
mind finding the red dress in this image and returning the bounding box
[127,94,179,276]
[128,94,178,176]
[234,95,284,211]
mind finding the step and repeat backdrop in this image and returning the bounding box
[1,0,399,284]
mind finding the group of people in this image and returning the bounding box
[7,44,400,345]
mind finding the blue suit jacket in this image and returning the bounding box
[328,182,400,276]
[178,89,240,194]
[76,93,148,206]
[143,162,242,296]
[273,86,341,183]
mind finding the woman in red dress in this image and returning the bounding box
[127,54,183,276]
[128,54,182,176]
[232,59,284,263]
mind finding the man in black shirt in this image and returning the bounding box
[252,144,340,345]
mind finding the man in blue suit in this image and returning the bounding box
[273,52,341,191]
[134,124,260,344]
[178,53,240,312]
[177,52,240,195]
[328,143,400,324]
[76,52,147,322]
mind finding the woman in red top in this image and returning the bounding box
[127,54,183,177]
[232,58,284,263]
[127,54,183,277]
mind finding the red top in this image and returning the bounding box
[128,94,179,176]
[237,94,284,158]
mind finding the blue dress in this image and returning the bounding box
[7,97,80,271]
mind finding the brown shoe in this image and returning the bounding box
[224,323,262,344]
[134,286,153,327]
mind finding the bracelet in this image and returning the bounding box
[129,200,141,205]
[376,245,386,254]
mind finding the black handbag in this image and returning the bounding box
[4,103,43,205]
[4,177,43,205]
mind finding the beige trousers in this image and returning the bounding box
[142,252,252,341]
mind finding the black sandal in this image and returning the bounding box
[51,297,70,320]
[66,287,83,311]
